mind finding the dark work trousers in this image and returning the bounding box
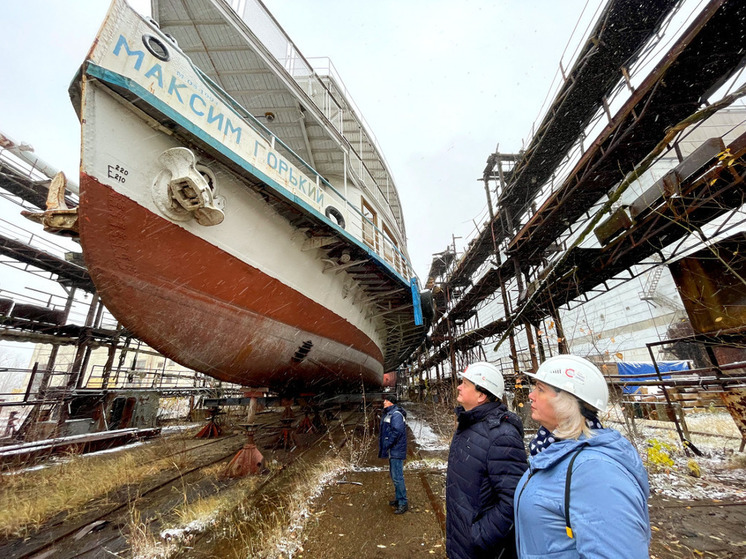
[389,458,407,505]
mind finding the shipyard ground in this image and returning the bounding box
[297,424,448,559]
[2,403,746,558]
[298,404,746,559]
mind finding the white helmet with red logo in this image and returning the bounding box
[461,361,505,399]
[524,354,608,412]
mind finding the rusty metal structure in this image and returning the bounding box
[411,0,746,448]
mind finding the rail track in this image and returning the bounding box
[1,406,363,559]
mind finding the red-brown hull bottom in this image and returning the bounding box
[78,174,383,391]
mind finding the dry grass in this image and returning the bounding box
[127,504,177,559]
[331,419,373,468]
[2,410,377,558]
[417,397,458,439]
[233,455,347,559]
[683,411,742,437]
[161,413,373,558]
[167,469,266,529]
[136,451,347,559]
[0,431,199,538]
[230,413,378,558]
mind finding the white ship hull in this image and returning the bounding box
[73,0,428,392]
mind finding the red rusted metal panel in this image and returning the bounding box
[670,232,746,334]
[383,371,397,388]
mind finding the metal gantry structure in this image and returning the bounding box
[410,0,746,447]
[0,133,242,443]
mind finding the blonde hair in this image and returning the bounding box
[551,389,595,440]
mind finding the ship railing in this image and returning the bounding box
[231,0,386,163]
[228,0,403,234]
[341,151,403,245]
[359,215,412,279]
[198,71,414,282]
[303,59,402,226]
[321,178,412,279]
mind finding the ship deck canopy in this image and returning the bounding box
[151,0,407,239]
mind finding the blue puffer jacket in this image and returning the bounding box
[378,404,407,459]
[514,428,650,559]
[446,402,528,559]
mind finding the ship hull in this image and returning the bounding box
[79,171,384,391]
[71,0,426,393]
[78,82,385,391]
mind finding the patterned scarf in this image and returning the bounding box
[529,413,604,456]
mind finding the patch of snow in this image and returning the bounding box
[156,506,224,558]
[350,465,387,473]
[405,410,450,451]
[160,517,215,542]
[405,458,447,471]
[273,465,346,559]
[604,412,746,502]
[160,422,200,434]
[650,470,746,501]
[3,462,48,475]
[83,440,147,457]
[3,439,149,475]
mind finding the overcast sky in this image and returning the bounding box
[0,0,604,282]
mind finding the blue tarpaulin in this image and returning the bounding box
[617,361,690,394]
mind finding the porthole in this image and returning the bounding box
[325,206,346,229]
[142,34,170,61]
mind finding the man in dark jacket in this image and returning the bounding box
[378,394,408,514]
[446,362,528,559]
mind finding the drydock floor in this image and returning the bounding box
[1,403,745,558]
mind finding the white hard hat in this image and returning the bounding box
[523,354,609,413]
[461,361,505,399]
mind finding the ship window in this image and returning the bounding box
[382,224,399,271]
[362,199,378,251]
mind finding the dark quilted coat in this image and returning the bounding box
[378,404,407,459]
[446,402,528,559]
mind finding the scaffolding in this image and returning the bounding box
[0,130,243,445]
[409,0,746,442]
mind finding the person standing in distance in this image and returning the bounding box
[446,362,528,559]
[379,394,408,514]
[514,354,651,558]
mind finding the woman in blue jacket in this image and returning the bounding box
[514,354,651,558]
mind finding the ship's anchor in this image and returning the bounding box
[152,147,225,226]
[21,171,79,236]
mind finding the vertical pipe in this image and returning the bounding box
[69,295,100,390]
[498,267,519,373]
[553,310,569,355]
[524,323,539,372]
[23,362,39,403]
[101,324,123,390]
[535,324,546,363]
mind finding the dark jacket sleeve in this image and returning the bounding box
[471,423,528,552]
[380,409,406,458]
